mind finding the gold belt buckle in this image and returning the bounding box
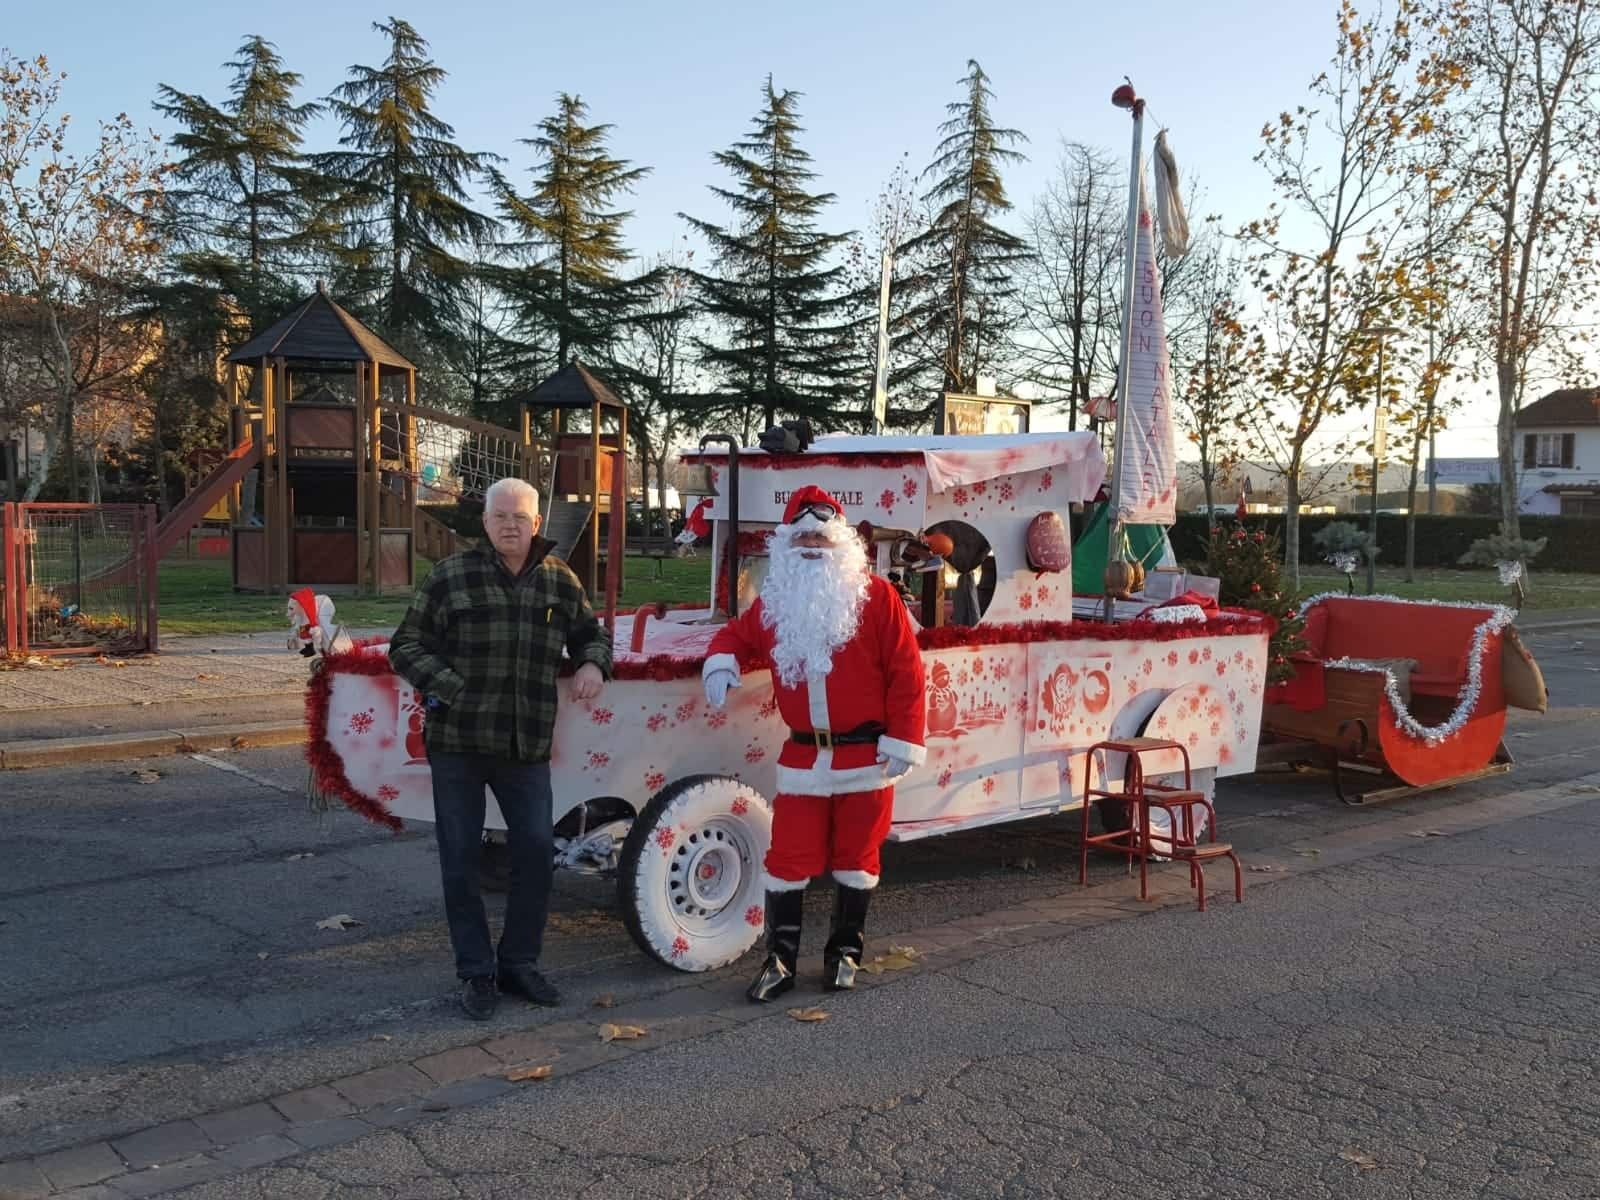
[815,727,833,752]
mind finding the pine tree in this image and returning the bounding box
[155,35,321,325]
[893,60,1029,427]
[1203,523,1305,684]
[494,94,651,373]
[681,77,859,432]
[319,18,496,354]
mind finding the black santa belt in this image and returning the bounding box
[789,722,886,751]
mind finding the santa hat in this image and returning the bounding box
[780,485,846,530]
[289,588,320,628]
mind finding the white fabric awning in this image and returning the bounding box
[686,432,1106,501]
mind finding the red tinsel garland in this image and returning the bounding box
[304,639,404,831]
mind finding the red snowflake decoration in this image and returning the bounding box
[998,481,1015,503]
[1039,470,1054,491]
[1187,731,1201,748]
[590,707,615,726]
[1036,584,1052,605]
[1018,592,1035,611]
[1234,651,1245,664]
[347,710,374,735]
[982,777,996,795]
[744,744,765,763]
[676,700,698,723]
[1127,678,1140,698]
[1216,662,1227,676]
[1202,647,1213,662]
[972,656,984,675]
[972,481,988,496]
[646,713,667,733]
[587,751,611,770]
[654,826,676,851]
[952,487,969,506]
[1210,721,1222,737]
[1227,688,1238,704]
[1141,660,1154,676]
[708,710,729,730]
[1188,649,1200,665]
[879,489,897,513]
[901,477,918,499]
[1219,743,1234,764]
[731,796,749,816]
[377,784,399,802]
[937,766,953,788]
[645,771,666,792]
[758,696,779,718]
[745,905,765,928]
[1166,651,1180,667]
[671,935,690,959]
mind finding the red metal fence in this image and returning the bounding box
[1,504,159,657]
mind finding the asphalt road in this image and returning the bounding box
[1,627,1597,1193]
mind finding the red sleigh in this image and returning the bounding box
[1259,594,1544,805]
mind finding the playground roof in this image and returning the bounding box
[225,286,415,370]
[513,361,626,411]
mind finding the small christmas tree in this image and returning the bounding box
[1203,523,1305,684]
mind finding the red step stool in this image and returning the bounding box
[1079,737,1243,911]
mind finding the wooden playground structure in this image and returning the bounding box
[193,286,631,604]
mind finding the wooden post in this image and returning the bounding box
[354,362,368,594]
[405,367,418,586]
[277,359,293,590]
[589,401,602,597]
[227,365,243,525]
[260,359,277,589]
[369,362,383,593]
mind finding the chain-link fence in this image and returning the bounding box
[1,504,158,656]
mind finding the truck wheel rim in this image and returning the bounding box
[670,819,752,923]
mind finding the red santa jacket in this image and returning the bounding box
[703,575,927,797]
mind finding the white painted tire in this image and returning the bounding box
[618,775,772,972]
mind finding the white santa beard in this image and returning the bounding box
[760,533,870,689]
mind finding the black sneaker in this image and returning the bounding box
[498,963,561,1007]
[460,975,498,1021]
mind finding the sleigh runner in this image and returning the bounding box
[306,432,1273,972]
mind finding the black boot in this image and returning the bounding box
[823,883,872,991]
[747,887,804,1003]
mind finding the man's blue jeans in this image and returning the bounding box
[428,752,554,980]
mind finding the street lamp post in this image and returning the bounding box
[1368,325,1404,594]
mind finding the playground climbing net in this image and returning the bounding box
[381,409,541,503]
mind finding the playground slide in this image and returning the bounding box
[152,439,261,561]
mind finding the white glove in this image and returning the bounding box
[703,669,740,709]
[877,753,914,779]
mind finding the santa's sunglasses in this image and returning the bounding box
[793,502,841,524]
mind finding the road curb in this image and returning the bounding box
[1516,616,1600,634]
[0,722,306,769]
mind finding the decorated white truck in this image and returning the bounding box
[306,432,1271,971]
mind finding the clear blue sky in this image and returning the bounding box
[8,0,1503,455]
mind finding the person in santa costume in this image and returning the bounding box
[702,485,926,1001]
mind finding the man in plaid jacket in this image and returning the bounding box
[390,477,611,1020]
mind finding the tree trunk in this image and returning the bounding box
[1496,362,1521,544]
[1404,420,1425,584]
[1201,454,1215,537]
[1282,472,1302,592]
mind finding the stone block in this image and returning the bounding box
[270,1085,354,1124]
[413,1045,498,1086]
[329,1063,430,1108]
[110,1121,211,1171]
[194,1102,287,1146]
[33,1143,124,1191]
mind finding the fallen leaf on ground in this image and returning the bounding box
[591,993,616,1009]
[598,1023,647,1042]
[315,913,361,931]
[256,951,270,960]
[505,1064,553,1082]
[196,673,220,681]
[1408,829,1447,838]
[1339,1149,1379,1170]
[787,1007,830,1023]
[133,770,161,785]
[369,1033,392,1042]
[231,737,252,750]
[862,945,922,975]
[285,852,315,861]
[1510,849,1528,856]
[1293,848,1321,858]
[1248,864,1278,873]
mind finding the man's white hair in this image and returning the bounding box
[484,477,540,516]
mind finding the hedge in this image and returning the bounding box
[1168,513,1600,573]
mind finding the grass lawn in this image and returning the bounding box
[156,547,1594,636]
[1294,565,1600,610]
[157,551,716,636]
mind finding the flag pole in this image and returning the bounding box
[1103,83,1145,623]
[871,251,893,436]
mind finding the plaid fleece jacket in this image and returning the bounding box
[388,539,612,763]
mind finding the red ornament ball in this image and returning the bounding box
[1250,583,1262,593]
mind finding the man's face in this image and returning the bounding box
[792,529,833,559]
[485,493,541,558]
